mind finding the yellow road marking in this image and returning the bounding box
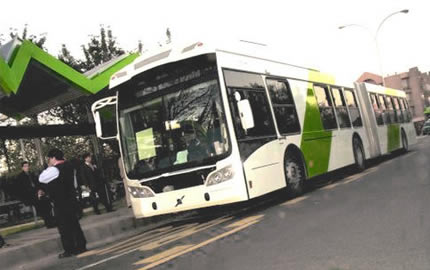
[78,226,175,258]
[102,223,198,256]
[134,245,193,265]
[403,151,417,158]
[135,215,264,269]
[225,214,264,228]
[321,183,341,190]
[343,175,361,184]
[75,216,232,270]
[341,167,379,185]
[281,196,309,206]
[137,217,232,252]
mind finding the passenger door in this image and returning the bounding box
[224,70,283,198]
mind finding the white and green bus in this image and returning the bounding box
[92,41,416,218]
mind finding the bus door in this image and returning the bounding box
[224,69,284,198]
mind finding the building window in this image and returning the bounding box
[401,78,409,89]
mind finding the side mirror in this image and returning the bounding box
[91,96,118,140]
[237,99,255,130]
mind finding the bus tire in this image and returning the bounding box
[401,129,408,153]
[285,155,305,197]
[353,137,365,172]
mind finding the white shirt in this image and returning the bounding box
[39,167,60,184]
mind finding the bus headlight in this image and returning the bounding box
[128,186,155,198]
[206,165,235,186]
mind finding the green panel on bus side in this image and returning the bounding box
[387,124,400,152]
[300,86,332,178]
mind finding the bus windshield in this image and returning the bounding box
[118,54,229,180]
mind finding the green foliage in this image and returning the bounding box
[424,107,430,115]
[80,25,125,71]
[8,24,47,50]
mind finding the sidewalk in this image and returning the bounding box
[0,204,194,270]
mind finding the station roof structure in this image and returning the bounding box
[0,38,139,118]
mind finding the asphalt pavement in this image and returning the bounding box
[30,136,430,270]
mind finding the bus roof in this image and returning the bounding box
[109,40,323,88]
[363,82,406,98]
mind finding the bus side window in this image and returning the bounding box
[384,96,395,124]
[344,88,363,127]
[266,79,301,134]
[229,89,276,139]
[314,85,338,130]
[392,97,403,123]
[400,98,411,122]
[331,87,351,128]
[378,95,388,125]
[370,93,384,125]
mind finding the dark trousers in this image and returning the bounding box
[91,184,112,213]
[55,205,86,253]
[34,198,55,227]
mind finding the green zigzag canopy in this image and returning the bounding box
[0,40,138,95]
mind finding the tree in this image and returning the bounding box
[166,28,172,44]
[81,25,125,71]
[55,26,127,161]
[8,24,47,50]
[58,44,82,72]
[55,25,127,126]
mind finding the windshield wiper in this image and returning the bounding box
[139,163,216,183]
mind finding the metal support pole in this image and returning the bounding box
[33,138,45,168]
[31,205,38,224]
[1,139,11,173]
[85,104,104,177]
[19,139,27,161]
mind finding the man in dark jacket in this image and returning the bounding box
[16,161,55,228]
[80,153,113,214]
[39,149,87,258]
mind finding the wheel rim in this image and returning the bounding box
[402,135,408,150]
[286,160,302,189]
[355,142,364,168]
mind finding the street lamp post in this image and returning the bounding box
[339,9,409,87]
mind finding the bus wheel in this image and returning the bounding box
[285,155,305,197]
[401,130,408,153]
[353,138,365,172]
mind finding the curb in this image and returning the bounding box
[1,210,193,270]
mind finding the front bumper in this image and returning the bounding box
[130,178,248,218]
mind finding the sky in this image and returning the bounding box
[1,0,429,83]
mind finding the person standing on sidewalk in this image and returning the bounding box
[39,149,87,258]
[80,153,113,214]
[16,161,55,228]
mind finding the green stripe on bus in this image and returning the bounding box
[387,124,400,152]
[300,86,332,178]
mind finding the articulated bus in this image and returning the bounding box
[92,41,416,218]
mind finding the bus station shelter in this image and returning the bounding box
[0,38,139,167]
